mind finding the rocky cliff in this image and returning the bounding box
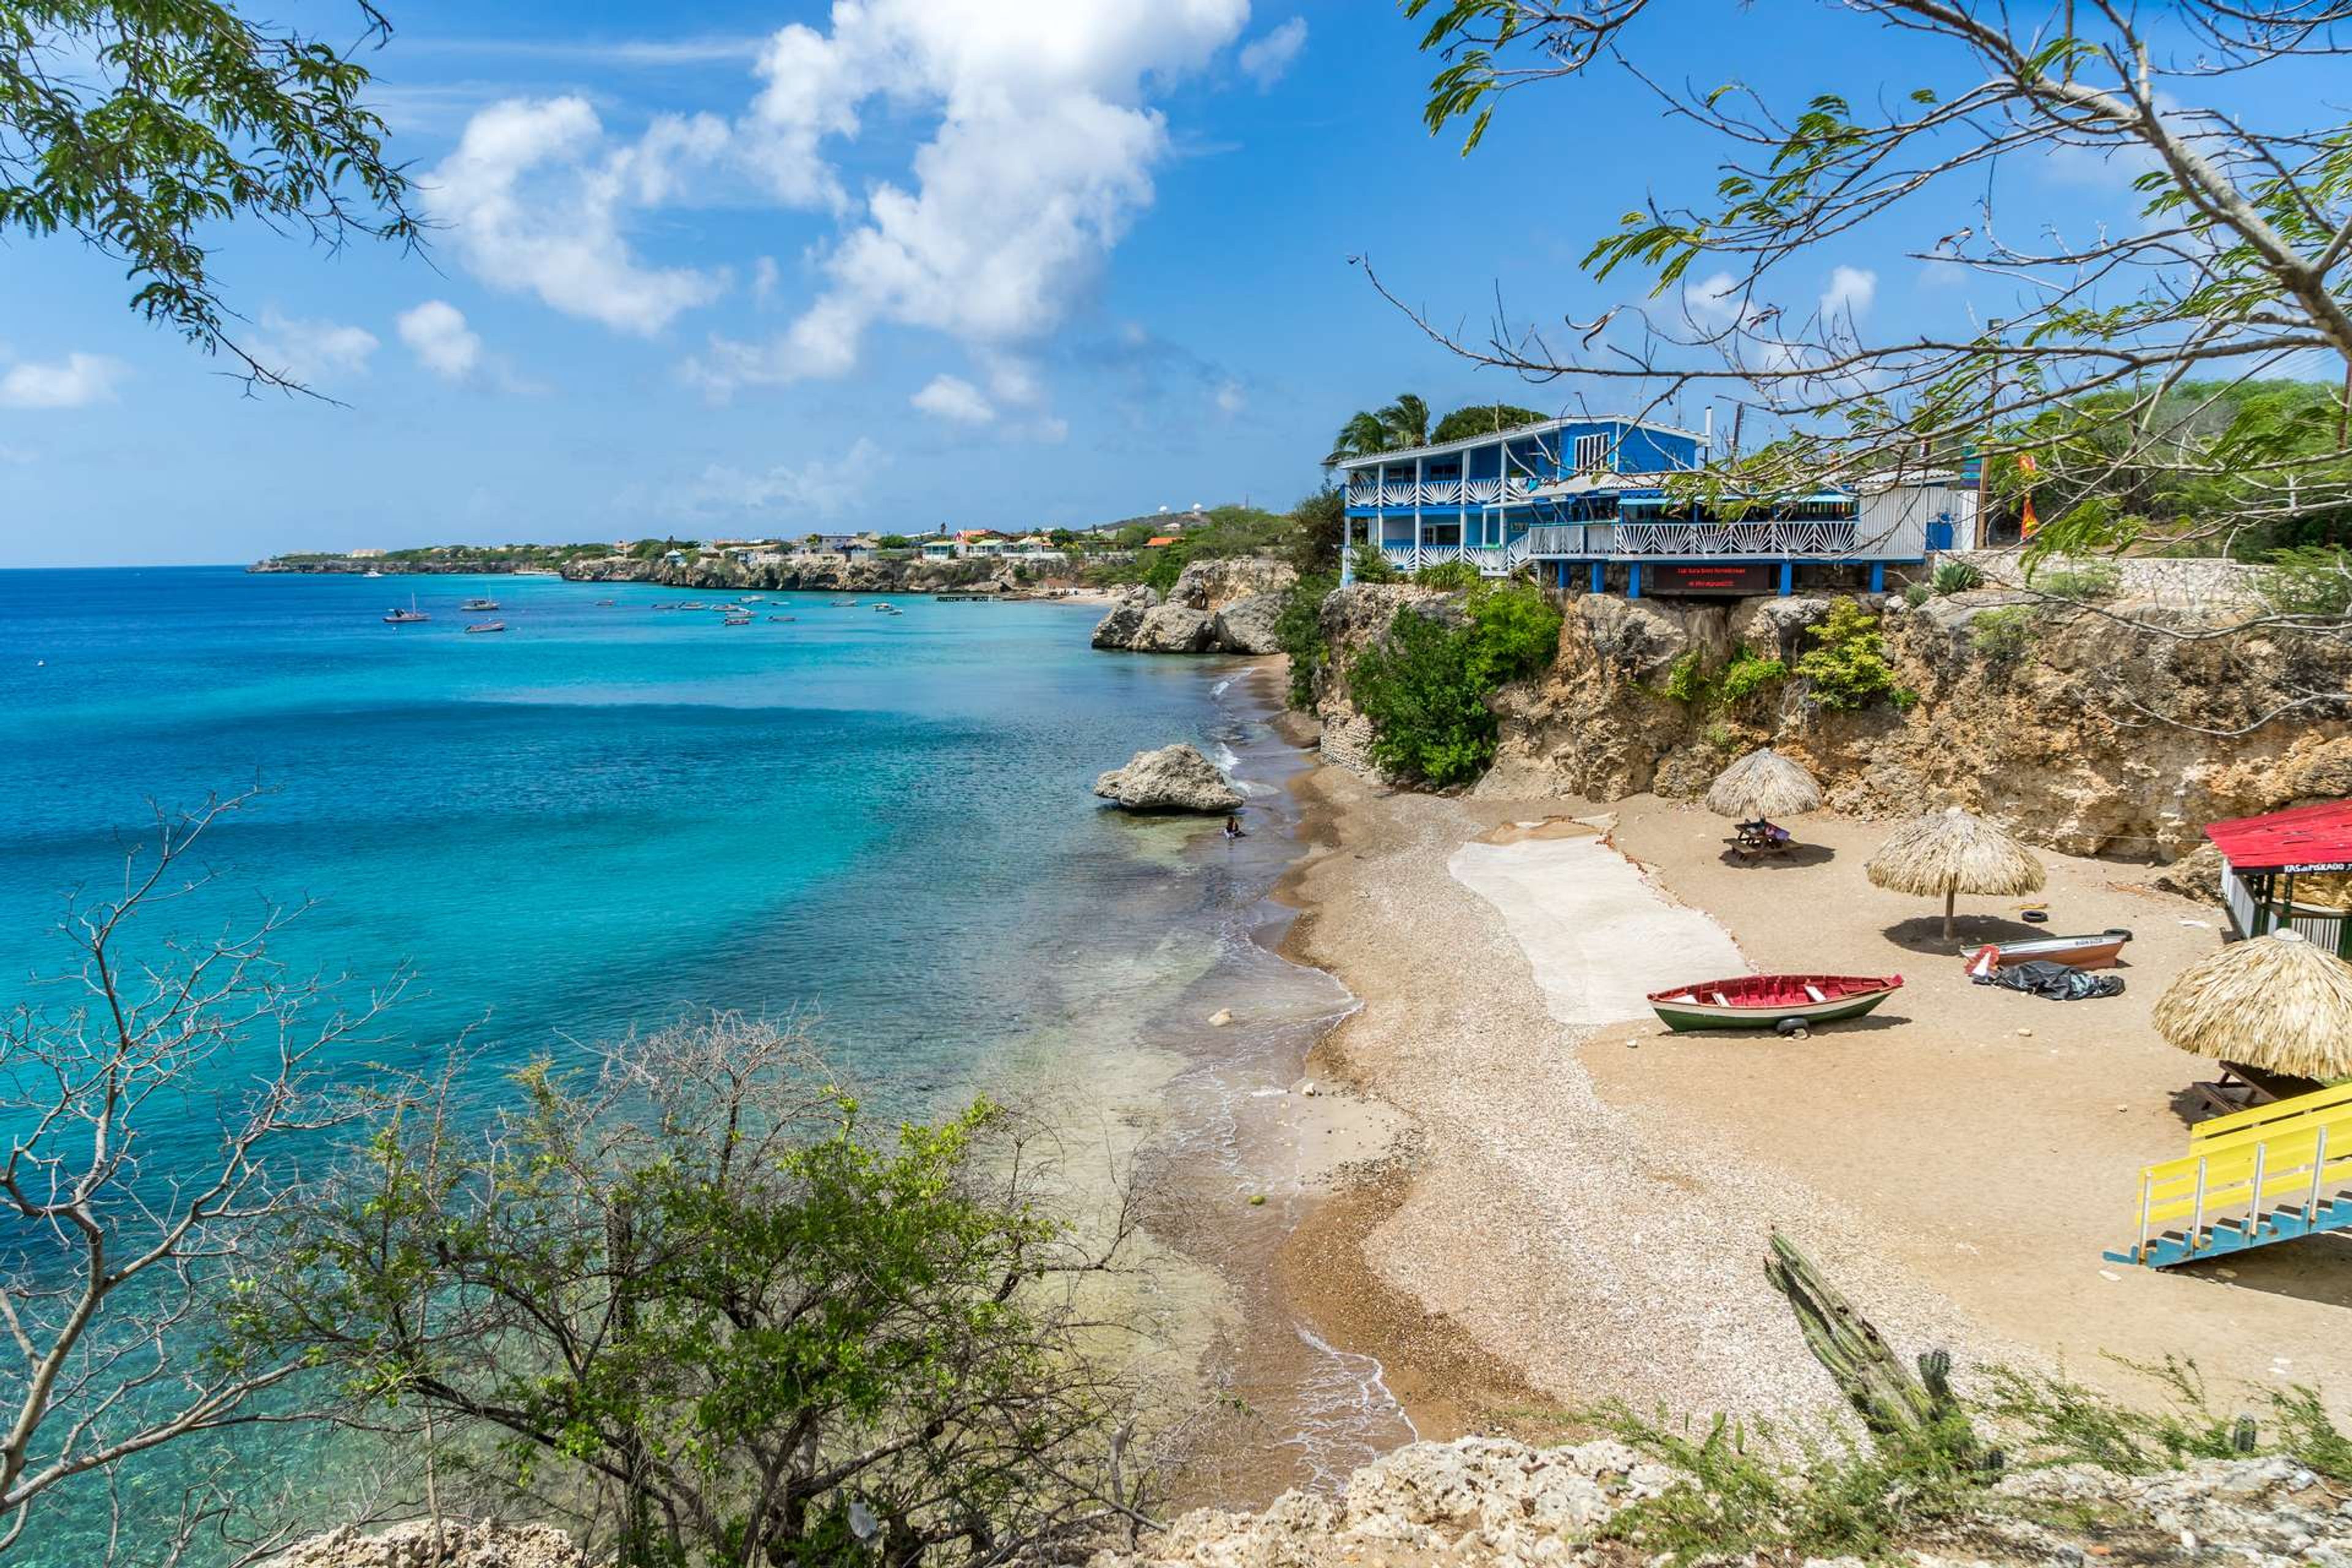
[1308,586,2352,859]
[1091,558,1297,655]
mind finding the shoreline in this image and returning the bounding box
[1246,746,2352,1449]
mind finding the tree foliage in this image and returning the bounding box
[1,0,420,391]
[247,1015,1147,1568]
[0,791,400,1564]
[1793,598,1914,712]
[1390,2,2352,586]
[1349,579,1562,785]
[1429,402,1548,443]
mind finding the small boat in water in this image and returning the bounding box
[1964,928,2133,974]
[597,599,617,607]
[723,612,753,626]
[465,620,506,635]
[767,615,796,623]
[1646,973,1904,1035]
[383,594,429,625]
[461,597,500,612]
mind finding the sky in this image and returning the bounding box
[0,1,2263,567]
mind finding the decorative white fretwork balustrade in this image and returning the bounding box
[1610,519,1860,557]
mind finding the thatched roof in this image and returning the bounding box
[1864,807,2047,898]
[1705,748,1823,820]
[2152,929,2352,1079]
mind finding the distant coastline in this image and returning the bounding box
[252,545,1103,599]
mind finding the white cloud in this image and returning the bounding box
[1820,265,1877,322]
[397,300,484,380]
[911,374,995,424]
[253,310,379,384]
[1214,379,1245,415]
[0,352,127,409]
[1238,17,1307,89]
[688,0,1250,397]
[668,436,881,518]
[425,96,728,335]
[752,255,781,304]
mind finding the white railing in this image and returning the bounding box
[1381,545,1419,571]
[1458,546,1507,576]
[1613,519,1861,557]
[1524,524,1594,556]
[1502,475,1540,500]
[1420,477,1462,505]
[1464,478,1502,505]
[1381,481,1417,506]
[1347,476,1379,502]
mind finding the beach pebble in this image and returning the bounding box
[1249,1194,1267,1207]
[2100,1269,2122,1281]
[2017,1027,2035,1038]
[1208,1008,1234,1027]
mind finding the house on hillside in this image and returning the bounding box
[958,530,1009,557]
[921,537,957,560]
[1333,415,1962,597]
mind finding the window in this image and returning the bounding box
[1573,432,1611,472]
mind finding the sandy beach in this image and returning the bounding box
[1268,758,2352,1442]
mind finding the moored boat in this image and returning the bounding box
[461,597,500,612]
[1964,927,2132,974]
[383,594,429,625]
[464,620,506,635]
[1646,973,1904,1035]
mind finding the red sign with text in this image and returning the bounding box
[1650,563,1776,595]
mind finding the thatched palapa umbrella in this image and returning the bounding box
[1865,805,2046,939]
[2152,929,2352,1084]
[1705,748,1823,823]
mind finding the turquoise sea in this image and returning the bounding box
[0,566,1387,1564]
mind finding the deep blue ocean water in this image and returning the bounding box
[0,565,1314,1564]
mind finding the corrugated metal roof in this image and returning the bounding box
[1330,414,1705,471]
[2205,801,2352,872]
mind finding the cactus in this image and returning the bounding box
[1918,1349,1954,1406]
[2233,1415,2260,1454]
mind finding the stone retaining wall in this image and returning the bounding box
[1928,549,2263,609]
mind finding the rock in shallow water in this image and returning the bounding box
[1093,744,1244,813]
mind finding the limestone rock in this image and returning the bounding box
[1213,594,1286,655]
[261,1520,587,1568]
[1094,744,1244,813]
[1130,603,1218,654]
[1091,603,1148,649]
[1170,557,1297,612]
[2146,841,2226,908]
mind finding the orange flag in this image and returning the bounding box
[2017,451,2040,540]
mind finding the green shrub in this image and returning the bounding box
[1414,558,1480,590]
[1349,543,1401,583]
[1902,580,1934,608]
[1662,651,1710,705]
[1348,581,1562,786]
[1929,559,1984,595]
[1793,598,1915,712]
[1275,571,1336,709]
[1591,1401,1984,1566]
[2255,545,2352,618]
[1717,652,1787,704]
[2034,560,2120,602]
[1970,605,2037,665]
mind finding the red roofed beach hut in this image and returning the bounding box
[2205,801,2352,956]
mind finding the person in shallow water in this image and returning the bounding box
[1224,815,1246,840]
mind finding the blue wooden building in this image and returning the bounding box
[1334,415,1975,597]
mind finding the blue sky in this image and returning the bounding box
[0,1,2199,566]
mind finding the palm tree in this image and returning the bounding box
[1326,393,1433,463]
